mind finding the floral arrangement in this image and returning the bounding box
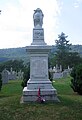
[36,88,45,103]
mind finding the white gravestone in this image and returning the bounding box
[22,8,59,102]
[2,69,9,84]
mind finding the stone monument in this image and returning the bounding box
[22,8,59,102]
[2,68,9,84]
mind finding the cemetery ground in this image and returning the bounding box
[0,77,82,120]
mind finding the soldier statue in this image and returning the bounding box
[33,8,44,28]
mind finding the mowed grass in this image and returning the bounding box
[0,77,82,120]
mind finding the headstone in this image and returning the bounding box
[22,8,59,102]
[53,72,63,79]
[53,66,56,72]
[54,64,60,73]
[9,67,17,80]
[18,70,24,80]
[60,65,62,72]
[49,67,53,73]
[63,69,70,77]
[2,68,9,84]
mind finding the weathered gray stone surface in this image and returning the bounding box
[22,8,59,102]
[49,65,72,79]
[23,87,58,102]
[2,68,24,83]
[33,8,44,28]
[2,69,9,84]
[31,28,46,45]
[53,72,63,79]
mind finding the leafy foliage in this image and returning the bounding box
[49,32,82,69]
[0,59,26,72]
[55,32,71,69]
[67,52,82,67]
[0,59,30,88]
[55,32,71,52]
[21,63,30,88]
[70,64,82,95]
[0,45,82,66]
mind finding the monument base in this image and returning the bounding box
[22,87,59,102]
[22,79,59,102]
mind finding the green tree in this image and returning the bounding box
[70,64,82,95]
[21,63,30,88]
[54,32,82,69]
[67,52,82,68]
[0,59,25,72]
[55,32,71,69]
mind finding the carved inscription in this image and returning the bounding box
[31,57,48,78]
[33,29,44,39]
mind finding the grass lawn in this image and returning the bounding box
[0,77,82,120]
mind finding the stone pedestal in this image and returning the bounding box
[22,45,59,102]
[31,28,46,45]
[22,8,59,102]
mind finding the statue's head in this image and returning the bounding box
[34,8,44,17]
[34,8,42,12]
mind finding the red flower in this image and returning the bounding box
[38,88,40,97]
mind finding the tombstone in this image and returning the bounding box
[11,71,17,80]
[22,8,59,102]
[51,65,63,79]
[9,67,17,80]
[53,72,63,79]
[60,65,62,72]
[18,70,24,80]
[63,69,70,77]
[68,65,70,70]
[49,67,53,73]
[54,64,61,73]
[53,66,56,72]
[21,72,24,80]
[1,68,9,84]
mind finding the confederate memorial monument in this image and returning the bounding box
[22,8,59,102]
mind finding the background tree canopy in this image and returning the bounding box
[49,32,82,69]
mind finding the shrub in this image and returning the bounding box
[49,71,53,82]
[21,65,30,88]
[0,73,2,91]
[70,64,82,95]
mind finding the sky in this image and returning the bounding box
[0,0,82,49]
